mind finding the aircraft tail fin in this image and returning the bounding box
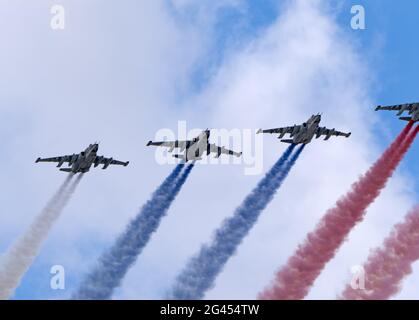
[399,116,412,121]
[59,168,73,173]
[280,139,294,144]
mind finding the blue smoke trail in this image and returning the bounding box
[73,163,194,300]
[168,144,305,300]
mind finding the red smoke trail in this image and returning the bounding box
[340,205,419,300]
[259,123,417,300]
[389,124,418,167]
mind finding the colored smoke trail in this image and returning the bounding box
[168,144,304,300]
[0,174,83,300]
[340,205,419,300]
[259,124,417,300]
[389,124,418,168]
[73,163,194,300]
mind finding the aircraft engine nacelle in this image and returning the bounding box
[68,154,77,166]
[408,104,418,114]
[290,125,299,137]
[103,158,112,169]
[316,127,325,139]
[397,104,409,116]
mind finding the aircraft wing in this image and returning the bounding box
[257,125,301,138]
[375,103,418,112]
[146,140,191,151]
[96,156,129,169]
[316,127,351,140]
[35,155,71,165]
[375,105,403,111]
[208,143,242,158]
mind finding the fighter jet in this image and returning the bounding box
[35,143,129,173]
[146,129,242,162]
[375,102,419,122]
[257,114,351,144]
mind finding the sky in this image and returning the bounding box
[0,0,417,300]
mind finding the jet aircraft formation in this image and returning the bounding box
[35,102,417,172]
[13,100,418,302]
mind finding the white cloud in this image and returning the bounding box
[120,0,416,300]
[0,0,416,300]
[0,0,205,298]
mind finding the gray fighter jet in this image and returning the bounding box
[147,129,242,162]
[257,114,351,145]
[35,143,129,173]
[375,102,419,122]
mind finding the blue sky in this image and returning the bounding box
[1,0,418,300]
[176,0,418,190]
[335,0,419,186]
[184,0,280,92]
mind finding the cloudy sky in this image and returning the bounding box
[0,0,417,299]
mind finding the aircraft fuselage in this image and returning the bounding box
[63,144,99,173]
[175,131,211,162]
[287,115,321,145]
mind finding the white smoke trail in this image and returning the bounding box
[0,174,83,299]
